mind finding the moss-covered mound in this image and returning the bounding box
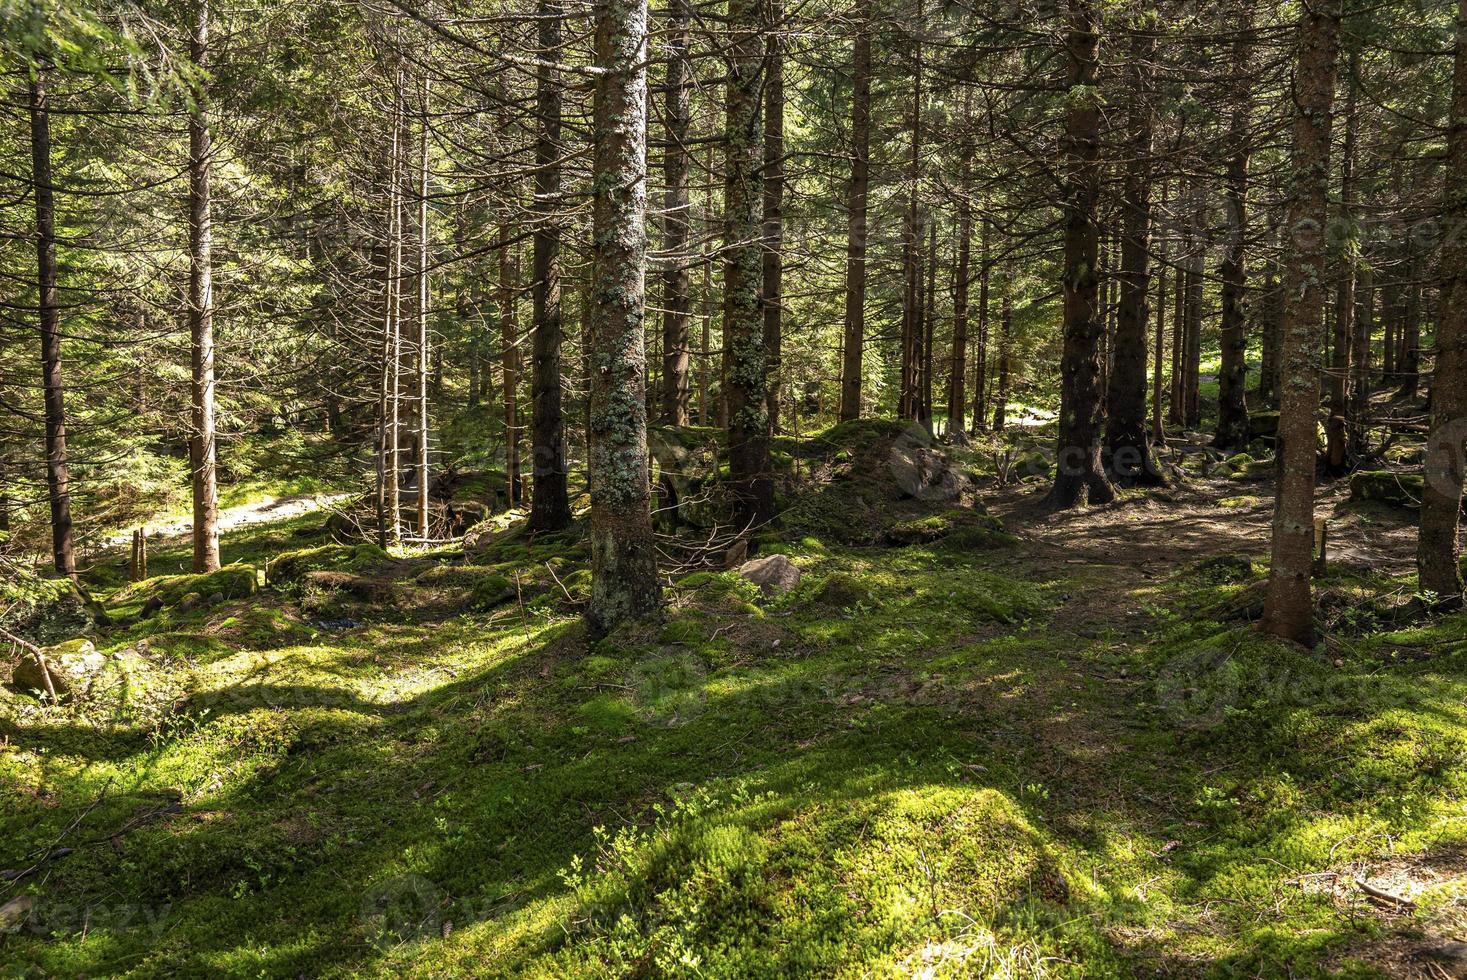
[110,565,259,617]
[265,543,389,589]
[1349,470,1424,509]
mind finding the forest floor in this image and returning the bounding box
[2,432,1466,978]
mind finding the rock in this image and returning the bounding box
[176,592,202,613]
[0,894,34,932]
[1247,411,1280,443]
[139,596,165,619]
[206,592,226,606]
[723,538,749,569]
[888,440,971,500]
[738,555,802,596]
[9,638,101,700]
[1350,470,1424,510]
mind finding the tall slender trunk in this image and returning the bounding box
[386,75,405,545]
[1152,180,1168,445]
[1261,0,1342,646]
[724,0,773,528]
[29,62,75,579]
[1215,24,1254,452]
[1183,203,1204,429]
[993,268,1011,432]
[1326,54,1359,472]
[500,236,521,507]
[587,0,661,634]
[529,0,571,531]
[415,77,432,538]
[1399,233,1422,399]
[188,0,220,572]
[899,7,923,422]
[920,218,936,431]
[1349,257,1373,457]
[762,5,785,432]
[838,0,871,422]
[1257,248,1282,405]
[1419,0,1467,606]
[1049,1,1114,508]
[1105,25,1162,485]
[660,0,692,426]
[948,129,973,434]
[972,218,990,431]
[1169,211,1188,424]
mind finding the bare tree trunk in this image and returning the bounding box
[1152,179,1168,445]
[500,236,521,507]
[1215,22,1254,452]
[973,218,990,431]
[415,77,432,538]
[723,0,773,529]
[1049,0,1114,508]
[948,125,973,435]
[1349,258,1373,458]
[529,0,571,532]
[838,0,871,422]
[386,74,405,545]
[587,0,661,634]
[29,65,76,579]
[993,268,1011,432]
[1326,54,1359,473]
[1261,0,1342,646]
[1399,234,1422,399]
[920,217,936,432]
[1419,0,1467,607]
[188,0,220,572]
[762,4,785,432]
[1106,24,1162,485]
[660,0,692,426]
[899,6,923,422]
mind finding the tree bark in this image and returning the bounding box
[1261,0,1342,646]
[1105,25,1162,485]
[1152,180,1168,445]
[993,268,1011,432]
[1419,0,1467,607]
[500,236,521,508]
[723,0,773,529]
[29,62,76,579]
[1049,1,1114,508]
[1214,22,1254,453]
[529,0,572,532]
[188,0,220,572]
[587,0,661,635]
[415,77,432,538]
[762,4,785,432]
[973,218,991,431]
[1326,53,1359,473]
[660,0,692,426]
[899,6,923,423]
[838,0,871,422]
[948,132,973,434]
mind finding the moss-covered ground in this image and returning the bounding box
[3,459,1465,977]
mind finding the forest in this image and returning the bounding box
[2,0,1467,974]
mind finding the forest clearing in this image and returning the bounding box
[3,0,1467,976]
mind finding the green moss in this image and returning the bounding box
[1350,470,1425,509]
[266,543,389,588]
[470,573,515,610]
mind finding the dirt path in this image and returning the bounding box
[102,493,350,550]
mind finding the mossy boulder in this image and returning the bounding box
[885,509,1013,549]
[267,544,389,588]
[1190,554,1260,583]
[809,572,879,610]
[1349,471,1424,510]
[471,573,515,610]
[1247,411,1280,443]
[116,566,259,616]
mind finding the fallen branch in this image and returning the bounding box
[0,625,57,701]
[1355,876,1416,910]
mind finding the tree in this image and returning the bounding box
[762,3,785,432]
[187,0,220,573]
[1048,0,1114,509]
[837,0,872,423]
[1105,22,1163,485]
[1261,0,1343,646]
[1213,14,1253,453]
[1418,0,1467,608]
[723,0,774,529]
[586,0,661,635]
[28,59,76,579]
[659,0,692,427]
[528,0,572,532]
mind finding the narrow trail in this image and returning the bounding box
[101,493,350,550]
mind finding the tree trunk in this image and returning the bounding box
[1049,1,1114,508]
[1399,235,1422,399]
[1326,54,1359,473]
[973,218,991,431]
[415,78,432,538]
[29,63,75,579]
[1105,25,1162,485]
[723,0,773,529]
[948,136,973,434]
[762,7,785,432]
[899,6,923,422]
[1419,0,1467,607]
[920,218,936,431]
[1183,210,1204,430]
[993,268,1011,432]
[1261,0,1342,646]
[529,0,572,532]
[1349,258,1373,458]
[587,0,661,634]
[660,0,692,426]
[1152,180,1168,445]
[188,0,220,573]
[1214,24,1253,453]
[838,0,871,422]
[501,236,521,507]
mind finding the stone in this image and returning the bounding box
[9,638,101,700]
[207,592,226,606]
[738,555,802,596]
[723,538,749,569]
